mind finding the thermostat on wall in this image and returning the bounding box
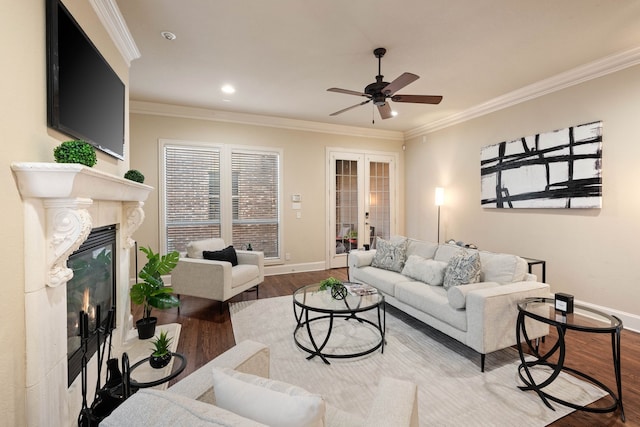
[291,194,301,202]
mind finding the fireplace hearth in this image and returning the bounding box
[67,225,117,386]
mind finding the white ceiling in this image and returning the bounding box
[116,0,640,134]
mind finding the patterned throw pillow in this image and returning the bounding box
[443,249,482,290]
[371,237,408,273]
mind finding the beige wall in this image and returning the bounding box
[2,1,129,424]
[128,113,405,269]
[405,64,640,321]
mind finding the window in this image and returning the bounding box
[162,142,281,260]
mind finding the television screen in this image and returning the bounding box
[47,0,125,160]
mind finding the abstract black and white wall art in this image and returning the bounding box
[480,121,602,208]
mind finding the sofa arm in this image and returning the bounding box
[465,281,551,354]
[348,249,376,268]
[168,340,270,403]
[364,377,418,427]
[170,257,231,300]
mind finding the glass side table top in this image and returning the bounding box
[517,297,621,331]
[293,283,384,313]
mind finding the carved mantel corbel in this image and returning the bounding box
[44,198,93,287]
[123,201,145,248]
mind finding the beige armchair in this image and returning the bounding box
[170,238,264,311]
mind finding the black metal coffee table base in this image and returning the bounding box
[293,298,385,364]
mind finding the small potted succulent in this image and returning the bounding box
[319,277,347,300]
[149,330,172,369]
[124,169,145,183]
[53,140,97,167]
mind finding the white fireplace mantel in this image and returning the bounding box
[11,162,153,427]
[12,162,152,201]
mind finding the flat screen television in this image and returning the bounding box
[47,0,125,160]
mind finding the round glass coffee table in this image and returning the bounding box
[516,297,624,421]
[292,283,385,364]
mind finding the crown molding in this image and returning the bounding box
[89,0,141,66]
[405,45,640,139]
[130,101,405,141]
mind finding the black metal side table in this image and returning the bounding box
[516,297,624,421]
[128,352,187,390]
[522,257,546,282]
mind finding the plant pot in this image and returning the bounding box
[149,352,172,369]
[331,284,348,300]
[136,317,157,340]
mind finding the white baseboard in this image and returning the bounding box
[575,298,640,333]
[265,261,327,276]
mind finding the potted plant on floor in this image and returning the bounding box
[149,330,173,369]
[130,246,180,339]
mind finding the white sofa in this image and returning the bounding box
[171,238,264,309]
[101,340,419,427]
[349,237,550,371]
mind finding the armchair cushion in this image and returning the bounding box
[187,238,226,259]
[212,367,325,427]
[204,246,238,266]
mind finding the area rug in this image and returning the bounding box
[230,296,605,426]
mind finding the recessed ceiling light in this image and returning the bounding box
[391,110,398,117]
[161,31,176,41]
[221,84,236,94]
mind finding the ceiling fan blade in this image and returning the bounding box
[391,94,443,104]
[330,99,371,116]
[382,72,419,96]
[327,87,368,97]
[377,102,393,119]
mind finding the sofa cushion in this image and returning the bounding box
[447,282,501,309]
[203,245,238,266]
[394,281,467,331]
[433,243,466,263]
[443,249,481,290]
[479,251,528,283]
[406,239,439,259]
[212,367,325,427]
[350,265,404,296]
[371,237,408,273]
[187,238,227,259]
[100,388,266,426]
[401,255,447,286]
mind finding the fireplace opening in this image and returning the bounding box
[66,225,117,386]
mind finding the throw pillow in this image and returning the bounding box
[401,255,447,286]
[186,238,226,259]
[371,237,408,273]
[212,367,326,427]
[447,282,500,309]
[203,245,238,266]
[443,249,481,290]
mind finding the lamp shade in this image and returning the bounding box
[435,187,445,206]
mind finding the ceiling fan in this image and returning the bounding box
[327,47,442,120]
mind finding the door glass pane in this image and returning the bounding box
[335,159,359,254]
[369,161,390,247]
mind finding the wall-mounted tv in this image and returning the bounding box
[47,0,125,160]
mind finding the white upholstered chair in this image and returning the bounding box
[170,238,264,311]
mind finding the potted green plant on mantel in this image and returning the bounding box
[149,330,173,369]
[319,277,347,300]
[130,246,180,339]
[53,139,97,167]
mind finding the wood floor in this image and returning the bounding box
[139,268,639,426]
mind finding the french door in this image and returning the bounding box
[327,150,396,268]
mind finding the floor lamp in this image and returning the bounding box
[435,187,444,243]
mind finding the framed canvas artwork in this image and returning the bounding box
[480,121,602,208]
